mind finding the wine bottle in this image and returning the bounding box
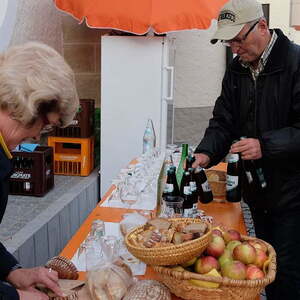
[194,167,213,204]
[162,165,180,198]
[226,141,241,202]
[188,168,199,215]
[185,154,196,171]
[142,118,156,154]
[180,170,194,218]
[176,143,188,187]
[240,137,267,192]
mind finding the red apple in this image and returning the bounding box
[206,235,225,258]
[212,229,223,237]
[248,239,268,253]
[246,264,265,280]
[218,248,233,267]
[194,256,220,274]
[226,240,242,255]
[221,260,247,280]
[223,229,241,244]
[233,242,256,265]
[254,248,268,269]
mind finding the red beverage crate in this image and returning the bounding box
[9,146,54,197]
[53,99,95,138]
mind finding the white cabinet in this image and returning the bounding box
[100,36,173,196]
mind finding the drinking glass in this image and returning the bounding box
[78,235,103,271]
[109,178,123,204]
[90,219,105,239]
[160,196,184,218]
[120,176,140,208]
[100,235,120,261]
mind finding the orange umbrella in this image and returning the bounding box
[54,0,228,35]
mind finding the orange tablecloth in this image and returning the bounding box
[60,162,250,300]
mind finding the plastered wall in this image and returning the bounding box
[173,0,300,145]
[9,0,63,53]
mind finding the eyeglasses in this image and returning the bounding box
[221,21,259,47]
[40,115,61,134]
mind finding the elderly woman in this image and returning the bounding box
[0,42,79,299]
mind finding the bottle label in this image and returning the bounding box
[183,208,193,218]
[183,186,191,195]
[226,174,239,191]
[164,183,174,193]
[190,181,197,192]
[245,171,253,184]
[11,171,31,180]
[201,180,211,192]
[227,153,239,163]
[256,168,267,188]
[24,182,31,191]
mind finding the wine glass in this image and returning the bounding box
[120,176,140,209]
[109,178,124,205]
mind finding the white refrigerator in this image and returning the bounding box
[100,36,174,197]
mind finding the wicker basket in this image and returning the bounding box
[153,236,276,300]
[125,218,212,266]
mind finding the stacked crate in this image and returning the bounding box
[9,146,54,196]
[47,99,95,177]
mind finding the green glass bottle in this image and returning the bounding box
[176,143,189,187]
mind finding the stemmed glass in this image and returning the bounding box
[119,176,140,209]
[108,178,124,205]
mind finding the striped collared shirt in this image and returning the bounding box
[240,30,278,81]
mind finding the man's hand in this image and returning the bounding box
[230,138,262,160]
[192,153,210,168]
[7,267,62,297]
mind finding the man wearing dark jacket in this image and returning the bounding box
[193,0,300,299]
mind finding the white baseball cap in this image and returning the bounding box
[211,0,264,44]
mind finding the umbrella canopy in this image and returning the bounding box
[54,0,228,35]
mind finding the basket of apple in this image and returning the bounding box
[153,227,276,300]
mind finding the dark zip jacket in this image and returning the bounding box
[0,145,20,300]
[195,29,300,214]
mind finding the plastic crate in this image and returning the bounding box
[9,146,54,197]
[53,99,95,138]
[47,136,94,176]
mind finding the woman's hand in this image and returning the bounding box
[17,287,49,300]
[7,267,62,297]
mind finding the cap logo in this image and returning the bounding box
[218,10,236,22]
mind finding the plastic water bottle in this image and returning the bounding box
[142,119,156,154]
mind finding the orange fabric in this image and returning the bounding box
[54,0,228,34]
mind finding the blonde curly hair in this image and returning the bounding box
[0,41,79,127]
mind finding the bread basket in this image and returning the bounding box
[153,235,276,300]
[125,218,212,266]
